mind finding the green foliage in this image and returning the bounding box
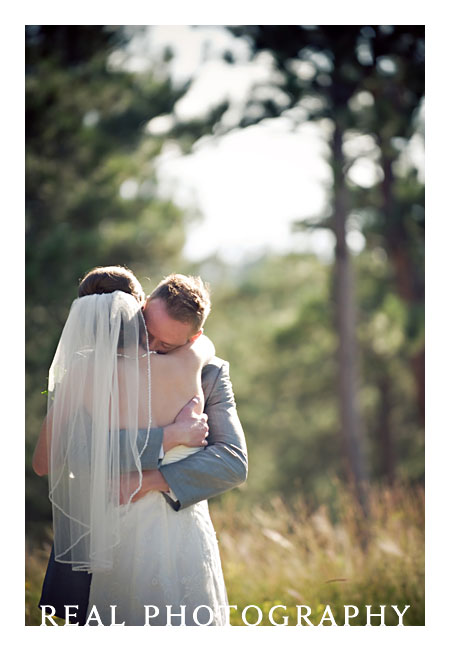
[202,249,423,505]
[26,26,192,524]
[26,25,424,553]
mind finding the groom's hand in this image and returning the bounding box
[163,396,209,451]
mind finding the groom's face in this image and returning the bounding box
[143,297,199,353]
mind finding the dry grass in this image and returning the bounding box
[211,481,424,625]
[26,482,424,626]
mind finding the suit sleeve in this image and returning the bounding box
[159,362,248,510]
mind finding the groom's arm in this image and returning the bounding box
[159,360,248,511]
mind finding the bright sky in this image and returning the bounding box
[129,26,337,262]
[156,120,336,263]
[116,25,423,264]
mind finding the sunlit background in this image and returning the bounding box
[25,25,424,625]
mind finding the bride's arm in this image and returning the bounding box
[32,362,92,477]
[32,411,52,476]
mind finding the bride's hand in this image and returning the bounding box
[163,396,209,451]
[119,470,170,504]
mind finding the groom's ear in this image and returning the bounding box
[188,329,203,343]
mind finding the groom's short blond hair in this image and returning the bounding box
[150,274,211,333]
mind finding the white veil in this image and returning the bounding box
[47,291,151,572]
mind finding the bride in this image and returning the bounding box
[32,270,228,626]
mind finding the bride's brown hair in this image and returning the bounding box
[78,266,147,348]
[78,265,146,307]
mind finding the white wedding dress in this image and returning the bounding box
[87,445,229,626]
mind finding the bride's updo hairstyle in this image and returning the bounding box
[78,265,147,348]
[78,265,146,307]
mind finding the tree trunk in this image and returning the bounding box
[378,374,395,484]
[332,123,369,517]
[381,154,425,426]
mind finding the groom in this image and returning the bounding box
[39,269,248,624]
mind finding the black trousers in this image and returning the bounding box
[39,545,92,625]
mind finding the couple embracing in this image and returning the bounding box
[32,265,248,626]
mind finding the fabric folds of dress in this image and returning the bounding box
[87,445,229,626]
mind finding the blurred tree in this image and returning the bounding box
[217,25,424,498]
[355,249,424,485]
[25,25,425,535]
[219,26,372,510]
[203,253,339,503]
[201,248,423,506]
[349,26,425,425]
[26,25,192,530]
[157,25,424,505]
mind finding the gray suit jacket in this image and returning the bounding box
[137,356,248,510]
